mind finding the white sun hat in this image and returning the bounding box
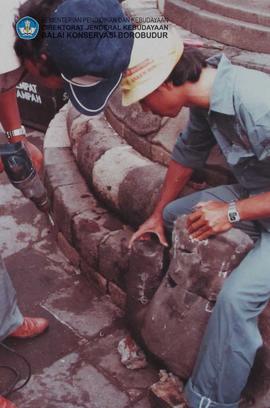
[121,26,184,106]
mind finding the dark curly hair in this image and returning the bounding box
[166,47,207,86]
[14,0,63,77]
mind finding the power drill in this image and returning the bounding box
[0,141,50,214]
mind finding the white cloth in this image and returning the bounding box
[0,0,25,75]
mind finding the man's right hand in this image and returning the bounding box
[128,214,169,249]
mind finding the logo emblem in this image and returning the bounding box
[16,16,39,40]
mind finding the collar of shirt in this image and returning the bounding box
[207,53,236,116]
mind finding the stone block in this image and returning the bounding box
[106,88,130,122]
[44,161,85,201]
[72,210,110,268]
[92,145,150,209]
[57,231,80,267]
[99,230,132,285]
[231,52,270,75]
[69,114,91,157]
[82,328,158,397]
[77,116,124,182]
[125,240,165,331]
[118,164,166,226]
[141,216,254,379]
[150,144,171,166]
[149,371,185,408]
[66,102,81,136]
[108,282,127,310]
[44,147,74,166]
[53,184,96,242]
[151,108,189,154]
[80,259,108,294]
[169,216,254,300]
[124,127,153,159]
[124,102,162,137]
[44,108,70,148]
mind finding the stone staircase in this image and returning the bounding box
[164,0,270,53]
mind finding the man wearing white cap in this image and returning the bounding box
[125,27,270,408]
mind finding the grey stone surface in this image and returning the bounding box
[118,164,166,226]
[92,146,151,210]
[141,216,254,379]
[184,0,270,26]
[66,102,81,136]
[169,216,254,300]
[107,89,162,137]
[42,284,123,339]
[53,183,96,242]
[45,160,86,201]
[231,51,270,75]
[165,0,270,53]
[83,328,159,396]
[152,108,189,153]
[14,353,129,408]
[44,147,74,166]
[77,120,124,182]
[126,240,165,332]
[99,230,132,285]
[72,210,109,268]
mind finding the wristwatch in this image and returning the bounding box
[227,201,240,223]
[5,126,26,140]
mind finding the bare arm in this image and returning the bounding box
[0,88,43,171]
[129,159,193,247]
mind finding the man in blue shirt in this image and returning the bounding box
[125,28,270,408]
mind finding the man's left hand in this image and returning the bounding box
[24,141,43,172]
[187,201,232,240]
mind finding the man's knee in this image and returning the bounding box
[217,280,254,316]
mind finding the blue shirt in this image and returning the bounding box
[172,54,270,195]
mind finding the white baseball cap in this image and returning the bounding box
[121,26,184,106]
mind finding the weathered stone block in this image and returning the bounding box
[57,231,80,267]
[141,216,253,379]
[66,102,81,137]
[150,144,171,166]
[44,161,85,201]
[44,147,74,166]
[80,259,108,294]
[149,371,185,408]
[77,117,124,182]
[72,210,110,268]
[118,164,166,226]
[151,108,189,154]
[125,240,165,331]
[53,184,96,242]
[106,88,131,122]
[99,230,131,285]
[92,145,150,209]
[124,102,162,137]
[108,281,127,310]
[169,216,254,300]
[70,115,90,157]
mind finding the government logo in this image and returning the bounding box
[16,16,39,40]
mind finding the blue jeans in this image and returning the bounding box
[0,256,23,341]
[163,185,270,408]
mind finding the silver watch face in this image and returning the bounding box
[229,211,238,222]
[228,209,240,223]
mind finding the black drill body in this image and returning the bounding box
[0,141,50,213]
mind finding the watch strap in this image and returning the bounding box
[5,126,26,140]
